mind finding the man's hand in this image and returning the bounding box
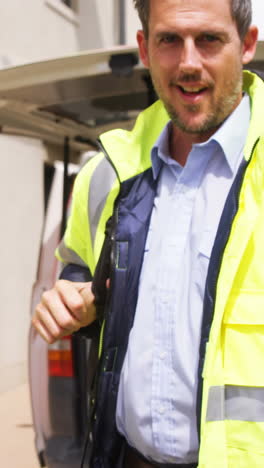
[32,280,96,344]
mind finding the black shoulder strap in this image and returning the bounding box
[91,215,115,325]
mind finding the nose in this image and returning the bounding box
[178,38,202,74]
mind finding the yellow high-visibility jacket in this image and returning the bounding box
[57,70,264,468]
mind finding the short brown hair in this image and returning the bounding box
[133,0,252,40]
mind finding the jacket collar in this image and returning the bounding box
[243,70,264,160]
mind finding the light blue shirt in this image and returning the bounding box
[116,95,251,464]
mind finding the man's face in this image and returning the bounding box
[137,0,257,140]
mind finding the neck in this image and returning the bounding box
[169,130,192,167]
[169,125,218,166]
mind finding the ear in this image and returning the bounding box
[137,30,150,68]
[242,25,258,65]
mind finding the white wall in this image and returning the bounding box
[77,0,119,50]
[125,0,141,45]
[252,0,264,41]
[0,0,80,65]
[77,0,140,50]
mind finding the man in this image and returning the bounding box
[32,0,264,467]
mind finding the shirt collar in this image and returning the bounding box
[151,121,174,180]
[151,93,251,180]
[209,93,250,173]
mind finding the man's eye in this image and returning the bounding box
[200,34,219,43]
[161,34,177,44]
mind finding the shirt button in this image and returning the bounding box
[160,297,168,305]
[160,352,166,360]
[159,407,165,415]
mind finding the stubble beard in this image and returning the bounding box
[151,72,243,137]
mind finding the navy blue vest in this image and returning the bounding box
[90,168,157,467]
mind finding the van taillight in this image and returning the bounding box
[48,336,73,377]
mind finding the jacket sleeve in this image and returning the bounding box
[56,156,102,338]
[56,154,103,275]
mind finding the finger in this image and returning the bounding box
[79,283,96,325]
[35,301,72,337]
[54,280,88,321]
[32,315,57,344]
[41,288,82,330]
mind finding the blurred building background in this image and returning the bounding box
[0,0,263,393]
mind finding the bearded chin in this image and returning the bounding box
[153,80,219,135]
[165,101,220,135]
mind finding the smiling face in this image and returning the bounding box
[137,0,257,142]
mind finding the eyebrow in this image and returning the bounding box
[155,31,178,41]
[154,28,229,41]
[198,29,229,38]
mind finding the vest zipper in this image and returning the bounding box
[88,182,121,462]
[81,141,121,467]
[97,201,119,359]
[92,137,121,359]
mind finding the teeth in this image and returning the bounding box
[181,86,204,93]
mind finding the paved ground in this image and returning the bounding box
[0,383,40,468]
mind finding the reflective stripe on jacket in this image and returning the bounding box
[57,70,264,468]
